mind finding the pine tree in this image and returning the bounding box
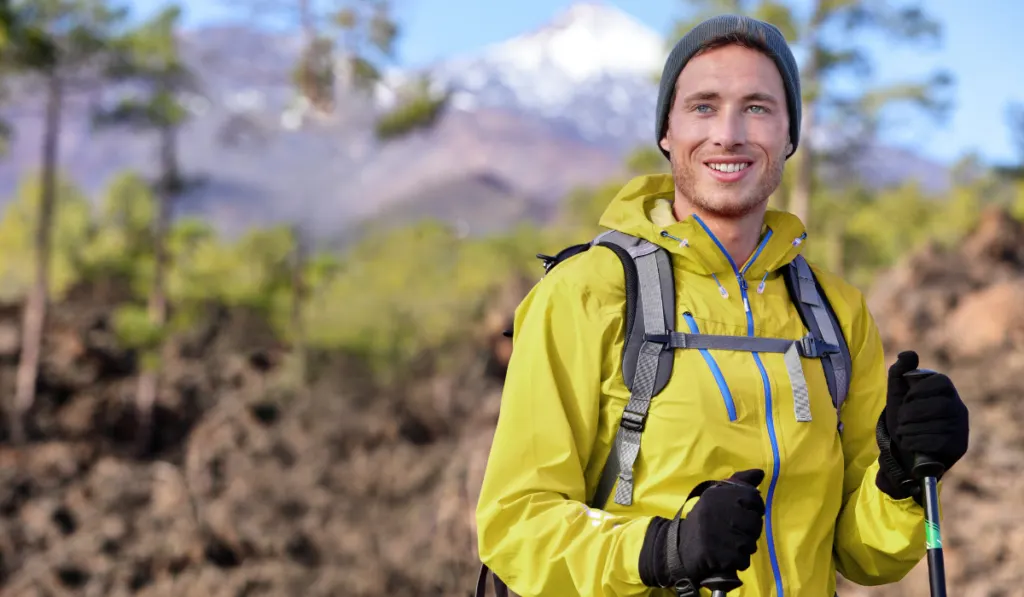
[2,0,126,444]
[93,2,198,454]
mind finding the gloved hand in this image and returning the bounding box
[639,469,765,592]
[876,351,969,503]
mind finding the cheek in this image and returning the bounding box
[667,117,707,150]
[751,123,790,157]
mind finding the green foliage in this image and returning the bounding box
[0,1,57,152]
[111,303,163,350]
[95,3,194,134]
[1010,180,1024,222]
[625,146,670,177]
[79,171,157,282]
[557,180,631,243]
[9,0,128,75]
[0,171,92,301]
[272,0,403,107]
[303,219,540,374]
[374,76,449,141]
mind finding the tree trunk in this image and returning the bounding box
[788,84,816,227]
[826,222,845,277]
[788,1,828,231]
[290,224,307,385]
[134,123,177,455]
[11,73,63,445]
[297,0,330,114]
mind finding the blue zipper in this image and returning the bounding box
[682,312,736,421]
[692,215,784,597]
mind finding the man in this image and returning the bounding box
[475,14,969,597]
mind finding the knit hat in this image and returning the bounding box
[655,14,802,160]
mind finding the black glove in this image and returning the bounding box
[639,469,765,593]
[876,351,969,503]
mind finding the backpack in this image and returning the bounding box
[475,229,852,597]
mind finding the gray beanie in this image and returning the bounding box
[655,14,802,160]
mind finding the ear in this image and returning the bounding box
[659,136,670,153]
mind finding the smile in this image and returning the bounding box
[705,162,751,173]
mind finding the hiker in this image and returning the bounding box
[474,13,970,597]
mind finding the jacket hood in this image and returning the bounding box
[597,174,809,279]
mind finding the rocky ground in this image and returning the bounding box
[0,208,1022,597]
[841,206,1024,597]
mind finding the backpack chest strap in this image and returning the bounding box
[644,331,840,358]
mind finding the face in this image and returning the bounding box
[659,43,791,219]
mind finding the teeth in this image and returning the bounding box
[707,162,750,173]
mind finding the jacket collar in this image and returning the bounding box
[597,174,808,279]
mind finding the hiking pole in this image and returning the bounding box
[903,368,948,597]
[702,572,742,597]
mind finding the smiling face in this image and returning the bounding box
[659,42,792,220]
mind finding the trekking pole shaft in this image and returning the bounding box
[921,474,946,597]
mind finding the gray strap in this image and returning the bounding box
[593,229,642,250]
[613,251,665,507]
[785,342,812,422]
[794,257,849,420]
[590,437,620,509]
[661,332,794,353]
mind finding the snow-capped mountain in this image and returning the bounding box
[427,1,669,149]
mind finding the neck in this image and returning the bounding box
[673,195,767,269]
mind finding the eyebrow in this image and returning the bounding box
[681,91,780,105]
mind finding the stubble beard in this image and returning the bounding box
[670,153,785,219]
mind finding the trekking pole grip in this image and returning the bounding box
[902,368,948,480]
[702,572,742,597]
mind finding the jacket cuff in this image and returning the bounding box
[639,516,701,596]
[875,411,923,507]
[639,517,671,587]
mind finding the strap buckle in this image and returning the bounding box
[798,335,839,358]
[673,579,699,597]
[643,332,672,346]
[619,409,646,432]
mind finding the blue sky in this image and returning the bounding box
[129,0,1023,167]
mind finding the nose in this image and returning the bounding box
[709,107,746,149]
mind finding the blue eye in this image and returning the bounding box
[748,105,768,114]
[695,104,712,113]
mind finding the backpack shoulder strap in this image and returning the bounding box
[588,230,676,509]
[782,255,852,433]
[478,231,676,596]
[591,230,676,397]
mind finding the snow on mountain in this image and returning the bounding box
[470,1,667,82]
[426,1,669,151]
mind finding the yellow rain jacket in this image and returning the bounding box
[476,174,931,597]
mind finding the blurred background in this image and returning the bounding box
[0,0,1021,595]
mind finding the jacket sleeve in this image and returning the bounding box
[833,291,934,585]
[475,265,654,597]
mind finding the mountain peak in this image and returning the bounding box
[470,1,667,82]
[426,2,667,148]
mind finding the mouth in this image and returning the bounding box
[703,159,754,182]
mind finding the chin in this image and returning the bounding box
[695,192,765,219]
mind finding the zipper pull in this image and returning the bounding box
[739,277,750,312]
